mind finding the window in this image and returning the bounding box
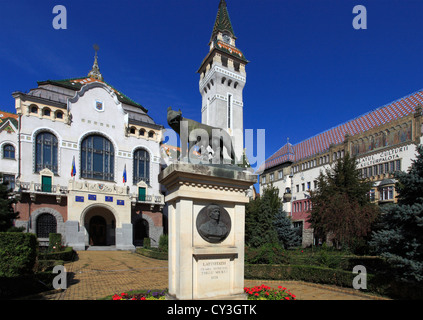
[139,129,145,136]
[368,189,375,202]
[307,182,311,190]
[269,173,274,182]
[2,174,15,190]
[373,165,378,176]
[296,185,299,193]
[30,105,38,114]
[3,144,15,159]
[380,186,394,201]
[133,149,150,185]
[379,164,384,174]
[389,161,395,173]
[36,213,57,238]
[43,108,51,117]
[302,183,305,191]
[56,111,63,119]
[395,160,401,171]
[384,163,389,174]
[368,166,373,177]
[148,131,155,138]
[35,132,58,174]
[221,56,228,67]
[81,134,114,181]
[262,176,266,184]
[227,94,233,129]
[234,61,240,72]
[278,171,283,179]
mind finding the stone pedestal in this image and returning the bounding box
[159,163,257,300]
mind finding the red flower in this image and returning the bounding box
[285,297,290,300]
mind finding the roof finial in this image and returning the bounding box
[88,44,103,81]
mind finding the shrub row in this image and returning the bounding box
[244,264,423,299]
[0,232,38,277]
[0,272,56,299]
[38,246,75,262]
[135,248,168,260]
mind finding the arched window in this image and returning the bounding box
[81,134,114,181]
[133,149,150,185]
[35,132,58,173]
[3,144,15,159]
[36,213,57,238]
[56,111,63,119]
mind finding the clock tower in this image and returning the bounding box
[198,0,248,162]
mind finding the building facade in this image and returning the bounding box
[0,53,165,250]
[260,89,423,247]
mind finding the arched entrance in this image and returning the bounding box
[89,216,107,246]
[83,205,116,247]
[133,218,149,246]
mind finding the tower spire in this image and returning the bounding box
[88,44,103,81]
[210,0,236,43]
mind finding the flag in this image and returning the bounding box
[71,156,76,177]
[123,164,127,183]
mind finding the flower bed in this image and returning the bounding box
[111,289,167,300]
[244,285,297,300]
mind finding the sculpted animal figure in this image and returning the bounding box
[167,107,236,164]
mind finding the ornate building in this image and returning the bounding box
[260,89,423,247]
[198,0,248,161]
[0,52,165,250]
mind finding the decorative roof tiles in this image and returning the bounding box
[264,89,423,171]
[210,0,236,42]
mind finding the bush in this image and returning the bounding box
[135,248,168,260]
[143,237,151,249]
[245,244,289,265]
[0,232,38,277]
[158,234,168,253]
[38,246,75,262]
[48,233,62,252]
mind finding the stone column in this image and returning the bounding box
[159,163,257,300]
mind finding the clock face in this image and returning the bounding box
[223,34,231,44]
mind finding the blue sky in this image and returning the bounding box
[1,0,423,170]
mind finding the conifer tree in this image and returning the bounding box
[309,153,380,249]
[0,174,19,232]
[273,207,302,249]
[369,145,423,285]
[245,185,280,248]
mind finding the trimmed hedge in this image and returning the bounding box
[0,272,56,299]
[38,246,75,262]
[135,248,168,260]
[0,232,38,277]
[244,264,402,298]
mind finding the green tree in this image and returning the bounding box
[273,207,302,249]
[0,174,19,232]
[245,185,280,248]
[309,152,380,249]
[369,145,423,285]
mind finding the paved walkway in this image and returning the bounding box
[35,250,388,300]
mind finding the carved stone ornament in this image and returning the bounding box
[196,204,231,243]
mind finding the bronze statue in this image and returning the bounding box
[167,107,236,164]
[196,204,231,243]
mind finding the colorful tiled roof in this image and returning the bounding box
[211,0,236,41]
[37,77,148,113]
[213,39,248,62]
[264,89,423,171]
[0,110,18,127]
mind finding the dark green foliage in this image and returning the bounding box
[0,174,19,232]
[48,233,62,251]
[0,232,38,277]
[309,152,380,249]
[273,207,302,249]
[159,234,168,253]
[245,185,280,248]
[244,243,288,265]
[370,145,423,285]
